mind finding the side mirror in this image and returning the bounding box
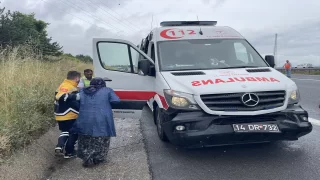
[138,59,151,75]
[265,55,275,68]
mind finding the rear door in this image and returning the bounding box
[93,38,155,119]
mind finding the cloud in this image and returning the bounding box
[1,0,320,67]
[212,0,227,8]
[202,0,211,4]
[243,19,320,66]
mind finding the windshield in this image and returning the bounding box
[157,39,268,71]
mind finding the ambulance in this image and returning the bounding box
[92,21,312,147]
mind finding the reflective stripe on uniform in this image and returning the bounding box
[55,112,78,121]
[54,108,79,116]
[59,132,69,137]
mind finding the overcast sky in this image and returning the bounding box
[2,0,320,67]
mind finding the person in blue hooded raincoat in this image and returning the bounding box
[72,77,120,167]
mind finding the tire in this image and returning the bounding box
[155,107,169,142]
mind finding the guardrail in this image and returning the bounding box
[275,68,320,75]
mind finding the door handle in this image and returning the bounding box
[103,77,112,81]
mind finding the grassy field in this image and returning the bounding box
[0,47,92,160]
[277,69,320,75]
[280,71,320,75]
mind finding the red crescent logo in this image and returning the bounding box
[160,29,183,39]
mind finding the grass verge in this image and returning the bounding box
[277,69,320,75]
[0,46,92,160]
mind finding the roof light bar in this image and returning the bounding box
[160,21,217,27]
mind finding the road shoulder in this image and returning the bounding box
[47,117,151,180]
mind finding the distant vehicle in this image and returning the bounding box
[296,63,313,68]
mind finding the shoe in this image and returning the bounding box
[55,147,63,155]
[82,158,94,168]
[64,153,77,159]
[93,159,105,165]
[82,162,90,168]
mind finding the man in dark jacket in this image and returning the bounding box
[54,71,81,158]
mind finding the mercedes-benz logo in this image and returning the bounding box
[241,93,260,107]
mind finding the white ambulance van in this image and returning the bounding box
[93,21,312,147]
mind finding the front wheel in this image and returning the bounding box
[155,107,168,142]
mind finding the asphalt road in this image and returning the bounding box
[141,74,320,180]
[292,74,320,120]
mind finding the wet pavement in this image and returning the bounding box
[292,74,320,120]
[141,74,320,180]
[141,108,320,180]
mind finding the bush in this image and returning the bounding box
[0,46,92,158]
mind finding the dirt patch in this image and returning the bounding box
[0,127,60,180]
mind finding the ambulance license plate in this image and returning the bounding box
[232,124,280,133]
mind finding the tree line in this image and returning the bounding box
[64,53,93,63]
[0,3,92,63]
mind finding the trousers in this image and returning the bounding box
[285,69,291,78]
[57,119,78,154]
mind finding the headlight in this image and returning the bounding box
[288,89,300,104]
[171,96,189,107]
[290,91,297,100]
[164,90,199,110]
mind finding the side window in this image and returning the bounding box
[138,39,147,63]
[98,42,141,74]
[234,42,249,63]
[150,44,155,61]
[130,47,139,73]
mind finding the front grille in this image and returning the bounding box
[200,91,286,111]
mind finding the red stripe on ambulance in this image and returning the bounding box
[114,91,169,109]
[158,95,169,109]
[115,91,156,101]
[192,77,280,86]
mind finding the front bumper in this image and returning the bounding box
[162,105,313,147]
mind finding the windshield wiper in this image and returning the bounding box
[219,66,261,69]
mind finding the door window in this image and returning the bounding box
[130,47,139,73]
[98,42,143,73]
[150,44,155,61]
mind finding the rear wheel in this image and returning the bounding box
[155,107,168,142]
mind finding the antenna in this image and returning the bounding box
[197,15,203,35]
[156,16,159,28]
[273,33,278,67]
[150,14,154,31]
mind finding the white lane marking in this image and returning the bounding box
[309,118,320,126]
[292,78,320,82]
